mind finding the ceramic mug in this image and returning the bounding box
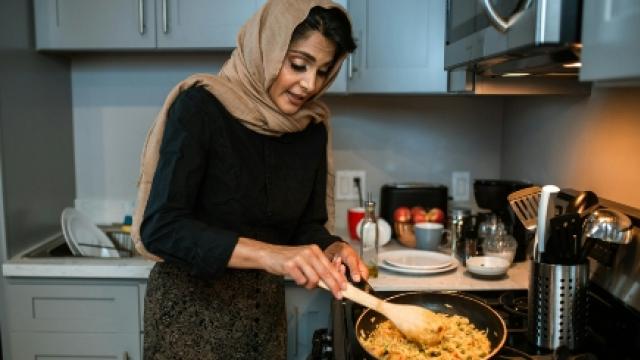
[414,222,445,251]
[347,207,365,240]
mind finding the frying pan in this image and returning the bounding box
[355,291,507,359]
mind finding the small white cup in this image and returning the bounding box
[414,222,444,251]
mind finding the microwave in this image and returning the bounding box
[445,0,582,77]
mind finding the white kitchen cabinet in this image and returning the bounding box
[4,279,144,359]
[34,0,156,50]
[285,285,332,360]
[34,0,265,50]
[347,0,448,93]
[580,0,640,84]
[156,0,265,49]
[11,333,141,360]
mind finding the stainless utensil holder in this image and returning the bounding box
[528,262,589,350]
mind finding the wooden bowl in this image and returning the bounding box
[394,221,416,248]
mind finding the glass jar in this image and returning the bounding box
[484,225,518,265]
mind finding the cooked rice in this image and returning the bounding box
[360,312,491,360]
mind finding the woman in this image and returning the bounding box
[131,0,368,358]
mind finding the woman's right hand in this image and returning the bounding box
[261,243,348,299]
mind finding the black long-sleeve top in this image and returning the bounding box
[140,86,341,278]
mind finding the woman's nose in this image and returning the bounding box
[300,73,316,92]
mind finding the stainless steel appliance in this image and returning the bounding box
[312,190,640,359]
[445,0,582,77]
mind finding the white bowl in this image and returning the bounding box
[356,218,392,246]
[465,256,510,277]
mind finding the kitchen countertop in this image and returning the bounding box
[2,236,530,291]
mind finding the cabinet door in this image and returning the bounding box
[156,0,263,49]
[10,332,140,360]
[6,283,139,333]
[325,0,349,94]
[34,0,156,50]
[285,287,332,360]
[580,0,640,83]
[348,0,447,93]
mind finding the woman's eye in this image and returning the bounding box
[290,62,306,72]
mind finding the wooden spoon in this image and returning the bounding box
[318,281,445,346]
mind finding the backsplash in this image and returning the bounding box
[501,87,640,209]
[73,55,501,225]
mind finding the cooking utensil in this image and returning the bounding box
[579,208,634,262]
[536,185,560,260]
[356,292,507,359]
[319,281,445,345]
[508,186,542,231]
[566,190,599,217]
[544,213,581,264]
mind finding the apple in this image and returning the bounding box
[393,206,411,222]
[412,211,429,223]
[410,206,426,219]
[410,206,428,223]
[427,207,445,224]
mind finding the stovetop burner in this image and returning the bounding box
[324,285,640,360]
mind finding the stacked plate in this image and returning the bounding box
[378,249,458,275]
[61,207,120,258]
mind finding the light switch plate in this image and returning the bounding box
[336,170,366,200]
[452,171,470,202]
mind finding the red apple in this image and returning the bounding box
[427,208,445,224]
[393,206,411,222]
[410,206,425,218]
[412,211,429,223]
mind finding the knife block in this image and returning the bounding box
[527,261,589,350]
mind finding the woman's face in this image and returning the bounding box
[269,31,336,114]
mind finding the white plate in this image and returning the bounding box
[465,256,510,276]
[381,249,452,270]
[378,254,458,275]
[61,207,120,258]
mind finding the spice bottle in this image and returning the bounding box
[359,193,379,278]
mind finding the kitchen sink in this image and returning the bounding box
[23,228,138,258]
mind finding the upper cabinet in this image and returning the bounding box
[156,0,264,49]
[34,0,265,50]
[580,0,640,84]
[347,0,447,93]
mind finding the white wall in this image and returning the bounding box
[501,87,640,208]
[327,95,504,232]
[71,55,505,225]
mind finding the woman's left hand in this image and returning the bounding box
[324,241,369,283]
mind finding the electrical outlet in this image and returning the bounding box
[336,170,366,200]
[452,171,470,202]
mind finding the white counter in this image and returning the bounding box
[3,237,530,291]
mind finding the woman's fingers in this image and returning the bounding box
[338,244,368,282]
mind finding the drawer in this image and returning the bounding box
[10,331,140,360]
[6,283,139,333]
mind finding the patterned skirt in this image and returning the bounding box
[144,262,287,359]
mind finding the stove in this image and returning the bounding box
[311,284,639,360]
[311,191,640,360]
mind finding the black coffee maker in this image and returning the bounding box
[473,179,533,262]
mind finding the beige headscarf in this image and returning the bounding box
[131,0,349,261]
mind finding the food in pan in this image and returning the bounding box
[361,313,491,360]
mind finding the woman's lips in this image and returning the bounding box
[286,91,306,106]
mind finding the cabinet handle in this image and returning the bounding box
[481,0,532,32]
[162,0,169,33]
[347,54,353,79]
[138,0,145,35]
[293,306,299,356]
[122,351,129,360]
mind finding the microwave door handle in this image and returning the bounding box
[481,0,533,32]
